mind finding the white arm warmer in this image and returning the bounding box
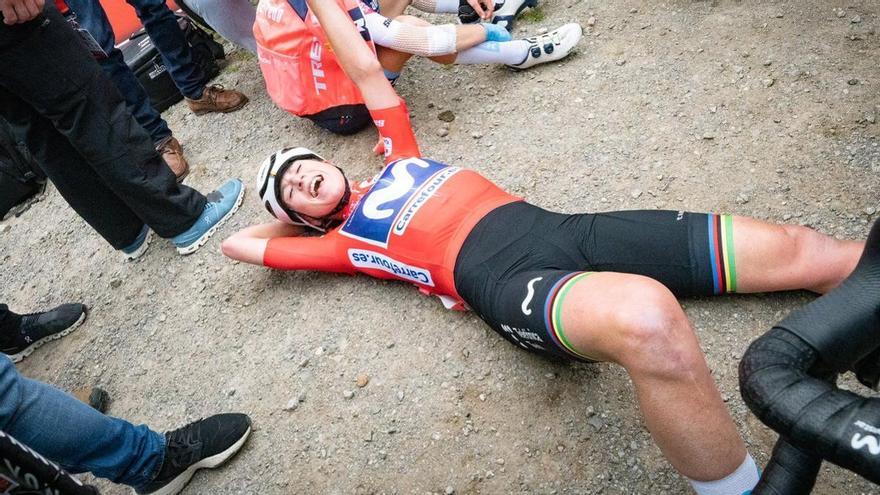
[363,10,457,57]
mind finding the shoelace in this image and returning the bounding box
[160,145,180,157]
[164,422,202,468]
[205,189,223,204]
[202,84,226,101]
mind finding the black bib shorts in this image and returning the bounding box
[453,202,737,362]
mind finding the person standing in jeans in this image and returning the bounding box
[0,0,244,259]
[61,0,248,181]
[0,353,252,494]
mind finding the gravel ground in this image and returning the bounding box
[2,0,879,493]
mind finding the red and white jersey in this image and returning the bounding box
[263,104,521,309]
[254,0,376,116]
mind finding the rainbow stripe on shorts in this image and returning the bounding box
[707,214,737,294]
[543,272,598,361]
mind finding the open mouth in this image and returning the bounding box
[309,175,323,198]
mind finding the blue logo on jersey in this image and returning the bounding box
[340,158,455,248]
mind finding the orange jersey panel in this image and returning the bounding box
[254,0,373,116]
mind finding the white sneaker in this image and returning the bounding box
[492,0,538,31]
[458,0,536,31]
[507,23,583,70]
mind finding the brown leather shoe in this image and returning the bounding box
[157,136,189,183]
[185,84,249,115]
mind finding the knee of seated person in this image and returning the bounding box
[394,14,431,26]
[611,280,696,374]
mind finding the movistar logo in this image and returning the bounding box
[362,160,430,220]
[340,158,452,248]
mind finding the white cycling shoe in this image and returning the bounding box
[459,0,537,32]
[507,23,583,70]
[492,0,538,31]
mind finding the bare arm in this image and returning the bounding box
[305,0,398,110]
[221,222,305,266]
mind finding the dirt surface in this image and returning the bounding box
[2,0,879,493]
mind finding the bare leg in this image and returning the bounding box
[378,0,411,17]
[732,216,862,294]
[558,273,746,481]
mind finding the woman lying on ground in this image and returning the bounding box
[254,0,581,134]
[223,0,865,492]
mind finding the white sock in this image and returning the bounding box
[454,40,529,65]
[411,0,459,13]
[688,454,760,495]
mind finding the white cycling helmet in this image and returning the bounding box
[256,147,350,231]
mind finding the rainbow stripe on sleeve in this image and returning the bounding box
[707,214,737,294]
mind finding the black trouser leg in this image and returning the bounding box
[0,5,205,244]
[0,95,146,248]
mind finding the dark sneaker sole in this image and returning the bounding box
[137,426,252,495]
[176,185,245,255]
[8,309,86,363]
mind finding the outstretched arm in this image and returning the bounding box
[306,0,422,163]
[221,222,304,266]
[305,0,398,110]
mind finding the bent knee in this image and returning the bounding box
[778,223,815,262]
[608,279,700,375]
[394,14,432,26]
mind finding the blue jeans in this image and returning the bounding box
[66,0,207,118]
[0,357,165,490]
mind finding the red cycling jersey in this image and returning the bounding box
[263,102,521,309]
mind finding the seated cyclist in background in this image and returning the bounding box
[254,0,581,134]
[224,0,865,493]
